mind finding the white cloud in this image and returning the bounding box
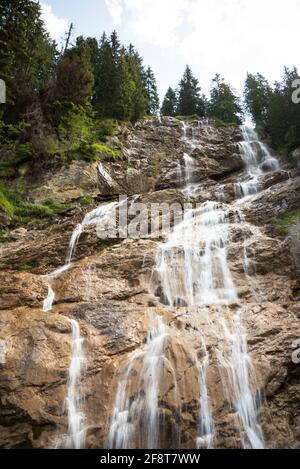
[106,0,191,47]
[105,0,300,95]
[178,0,300,93]
[41,3,68,41]
[105,0,124,26]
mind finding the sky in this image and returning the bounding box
[40,0,300,100]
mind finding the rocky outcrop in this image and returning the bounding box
[289,219,300,277]
[27,118,243,202]
[243,177,300,223]
[30,160,100,204]
[0,117,299,449]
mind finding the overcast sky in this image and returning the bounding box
[41,0,300,100]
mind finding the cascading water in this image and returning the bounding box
[151,122,268,449]
[107,315,174,449]
[235,126,280,198]
[65,319,86,449]
[216,312,265,449]
[41,120,280,449]
[154,201,237,307]
[107,121,269,449]
[180,121,204,197]
[183,152,194,182]
[42,201,119,312]
[196,336,214,449]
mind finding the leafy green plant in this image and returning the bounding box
[67,142,120,162]
[95,119,117,141]
[15,143,32,163]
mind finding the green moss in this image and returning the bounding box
[14,202,54,218]
[32,425,43,440]
[214,118,238,127]
[54,101,94,143]
[0,185,14,217]
[0,229,8,243]
[15,181,28,195]
[77,196,94,206]
[0,415,14,426]
[68,142,120,162]
[0,182,56,227]
[270,209,300,236]
[0,179,96,230]
[17,263,36,271]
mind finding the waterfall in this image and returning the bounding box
[235,126,280,198]
[105,121,271,449]
[154,201,237,307]
[183,152,194,182]
[216,312,265,449]
[196,336,214,449]
[43,264,72,312]
[65,319,86,449]
[107,316,172,449]
[180,122,203,197]
[42,201,119,312]
[151,122,266,449]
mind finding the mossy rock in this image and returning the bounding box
[270,209,300,236]
[67,142,121,162]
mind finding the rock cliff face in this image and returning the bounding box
[0,117,299,449]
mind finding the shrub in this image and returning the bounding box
[68,142,120,162]
[95,119,117,141]
[0,188,14,217]
[53,101,94,143]
[15,143,32,163]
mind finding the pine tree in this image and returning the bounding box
[177,66,206,117]
[244,73,272,127]
[54,50,94,105]
[265,67,300,151]
[125,44,147,121]
[53,36,95,105]
[161,87,177,116]
[0,0,56,112]
[209,74,243,124]
[144,66,159,115]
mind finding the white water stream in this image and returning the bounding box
[43,201,119,312]
[107,316,172,449]
[65,319,86,449]
[150,122,276,448]
[107,121,275,449]
[235,126,280,198]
